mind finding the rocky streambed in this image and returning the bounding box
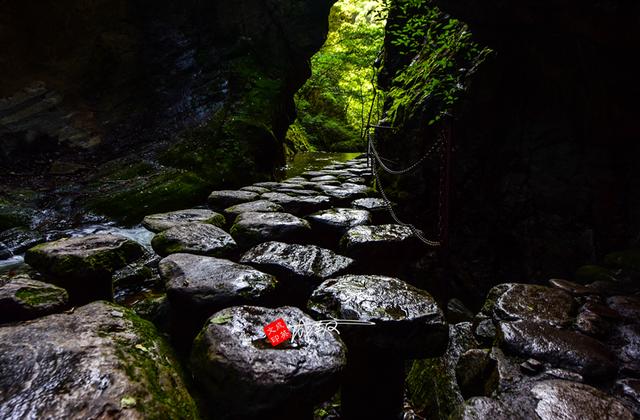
[1,155,639,419]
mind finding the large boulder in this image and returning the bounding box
[223,200,284,220]
[0,274,68,323]
[0,301,198,419]
[191,305,346,418]
[24,234,144,304]
[307,208,371,244]
[260,192,332,215]
[498,320,616,379]
[151,223,237,257]
[207,190,259,211]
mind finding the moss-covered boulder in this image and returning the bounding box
[88,169,212,225]
[24,234,145,304]
[0,301,198,419]
[0,274,68,323]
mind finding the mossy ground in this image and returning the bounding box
[106,303,200,419]
[15,286,67,307]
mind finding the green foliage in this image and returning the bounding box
[384,0,491,125]
[294,0,387,152]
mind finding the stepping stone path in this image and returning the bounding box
[142,208,225,232]
[10,154,640,419]
[191,305,346,419]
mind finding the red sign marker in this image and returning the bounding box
[263,318,291,346]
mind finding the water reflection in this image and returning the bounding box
[276,151,361,180]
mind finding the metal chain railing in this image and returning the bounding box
[363,52,450,247]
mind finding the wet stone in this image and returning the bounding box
[520,358,544,375]
[142,208,225,233]
[530,380,633,420]
[24,234,144,304]
[223,200,283,220]
[543,368,584,382]
[252,181,283,189]
[230,212,311,249]
[475,318,497,346]
[613,324,640,375]
[260,192,332,215]
[150,223,237,257]
[308,274,448,357]
[240,241,354,291]
[317,182,370,202]
[159,253,277,317]
[307,208,371,239]
[191,305,346,419]
[0,274,68,323]
[351,197,391,224]
[240,185,270,194]
[490,283,575,326]
[207,190,259,211]
[0,302,198,419]
[310,175,339,182]
[452,397,514,420]
[616,379,640,408]
[274,188,319,197]
[345,176,366,184]
[340,224,418,261]
[498,320,615,378]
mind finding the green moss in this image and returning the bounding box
[575,265,617,284]
[150,233,185,256]
[15,286,67,307]
[603,249,640,271]
[406,358,460,419]
[87,170,211,225]
[108,304,199,419]
[103,162,156,181]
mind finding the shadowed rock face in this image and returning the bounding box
[0,274,68,323]
[378,0,640,303]
[0,301,198,419]
[0,0,336,225]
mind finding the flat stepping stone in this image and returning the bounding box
[308,274,447,357]
[151,223,237,257]
[273,188,319,196]
[531,380,633,420]
[317,183,370,201]
[223,200,283,220]
[252,181,283,189]
[159,253,276,317]
[207,190,259,211]
[498,320,615,378]
[24,234,144,304]
[240,241,354,289]
[0,274,68,323]
[142,209,225,232]
[0,301,198,418]
[191,305,346,418]
[302,170,330,178]
[230,212,311,248]
[340,224,418,260]
[483,283,575,326]
[307,208,371,237]
[261,192,331,215]
[311,175,339,182]
[350,194,381,209]
[240,186,270,194]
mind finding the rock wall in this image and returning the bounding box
[0,0,335,225]
[378,0,640,304]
